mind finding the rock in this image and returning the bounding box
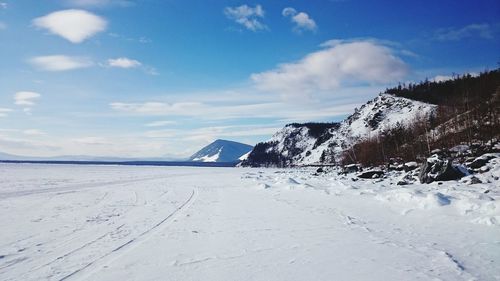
[468,154,497,169]
[397,173,416,185]
[419,155,467,183]
[431,149,442,154]
[460,175,483,185]
[470,176,482,184]
[316,167,324,173]
[343,164,361,174]
[358,170,384,179]
[449,144,470,155]
[479,166,490,173]
[403,161,419,172]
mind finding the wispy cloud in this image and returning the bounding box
[23,129,46,136]
[107,57,142,68]
[72,136,111,145]
[434,23,497,41]
[251,39,408,98]
[144,125,283,142]
[29,55,93,71]
[14,91,41,106]
[108,33,152,44]
[224,4,267,31]
[0,22,6,30]
[110,98,362,123]
[33,9,107,43]
[282,7,317,33]
[0,2,7,9]
[432,75,453,82]
[14,91,41,115]
[145,120,177,127]
[110,102,207,116]
[0,108,12,117]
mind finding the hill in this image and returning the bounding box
[190,139,253,163]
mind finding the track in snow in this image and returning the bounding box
[59,189,197,281]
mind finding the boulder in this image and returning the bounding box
[419,155,467,183]
[468,154,497,169]
[358,170,384,179]
[403,161,419,172]
[343,164,361,174]
[470,176,483,184]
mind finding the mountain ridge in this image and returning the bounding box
[242,69,500,167]
[241,94,436,167]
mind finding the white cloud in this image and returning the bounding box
[14,91,41,106]
[33,9,107,43]
[65,0,134,7]
[435,23,496,41]
[107,57,142,68]
[144,125,282,142]
[282,7,317,32]
[29,55,93,71]
[433,75,453,82]
[109,97,364,123]
[72,136,110,145]
[0,108,12,117]
[111,102,206,116]
[23,129,45,136]
[0,2,6,9]
[0,21,6,30]
[251,39,409,97]
[282,7,296,17]
[224,4,267,31]
[145,120,177,127]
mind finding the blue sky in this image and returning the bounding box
[0,0,499,158]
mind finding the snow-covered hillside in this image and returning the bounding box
[190,139,253,163]
[243,94,436,166]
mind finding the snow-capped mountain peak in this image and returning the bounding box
[190,139,253,163]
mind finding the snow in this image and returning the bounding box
[192,148,222,162]
[238,151,251,161]
[256,94,437,166]
[1,163,499,281]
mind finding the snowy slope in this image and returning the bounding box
[0,164,498,281]
[243,94,436,166]
[190,139,253,163]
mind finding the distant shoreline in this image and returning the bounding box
[0,160,238,168]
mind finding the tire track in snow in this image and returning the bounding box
[58,188,197,281]
[25,224,127,275]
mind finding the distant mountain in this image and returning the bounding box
[0,152,32,161]
[0,152,178,162]
[190,139,253,163]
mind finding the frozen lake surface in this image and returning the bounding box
[0,164,499,281]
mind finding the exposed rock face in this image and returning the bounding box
[241,123,340,167]
[241,94,436,167]
[419,155,467,183]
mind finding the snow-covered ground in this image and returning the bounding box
[0,164,499,281]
